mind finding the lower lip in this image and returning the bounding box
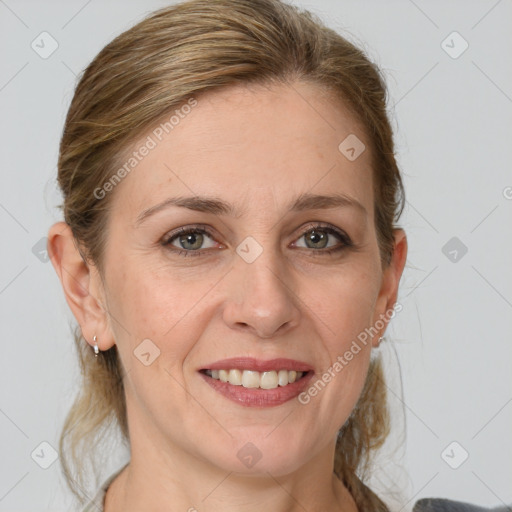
[199,371,314,407]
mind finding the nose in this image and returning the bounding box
[222,248,301,340]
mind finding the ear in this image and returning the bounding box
[371,229,408,347]
[47,221,115,352]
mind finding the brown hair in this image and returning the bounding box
[56,0,404,508]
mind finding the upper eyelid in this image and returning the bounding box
[163,223,350,248]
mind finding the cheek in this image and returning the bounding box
[308,263,379,348]
[299,263,379,422]
[106,260,219,365]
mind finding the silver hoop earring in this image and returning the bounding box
[93,335,99,357]
[373,336,384,351]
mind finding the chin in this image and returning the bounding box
[199,428,318,477]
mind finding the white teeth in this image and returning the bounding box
[260,371,278,389]
[206,369,306,389]
[278,369,289,386]
[228,369,242,386]
[242,370,260,388]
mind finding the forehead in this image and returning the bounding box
[109,81,373,220]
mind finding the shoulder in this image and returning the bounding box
[413,498,511,512]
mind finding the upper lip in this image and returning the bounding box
[201,357,314,373]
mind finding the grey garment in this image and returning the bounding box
[413,498,512,512]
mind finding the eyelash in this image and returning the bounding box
[161,223,353,258]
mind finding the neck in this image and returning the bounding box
[106,463,357,512]
[104,400,358,512]
[104,432,357,512]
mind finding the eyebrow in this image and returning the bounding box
[135,191,367,226]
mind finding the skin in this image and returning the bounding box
[48,81,407,512]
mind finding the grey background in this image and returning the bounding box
[1,0,511,510]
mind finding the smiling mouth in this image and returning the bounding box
[201,369,309,389]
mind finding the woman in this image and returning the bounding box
[47,0,489,510]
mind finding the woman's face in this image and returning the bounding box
[94,81,405,476]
